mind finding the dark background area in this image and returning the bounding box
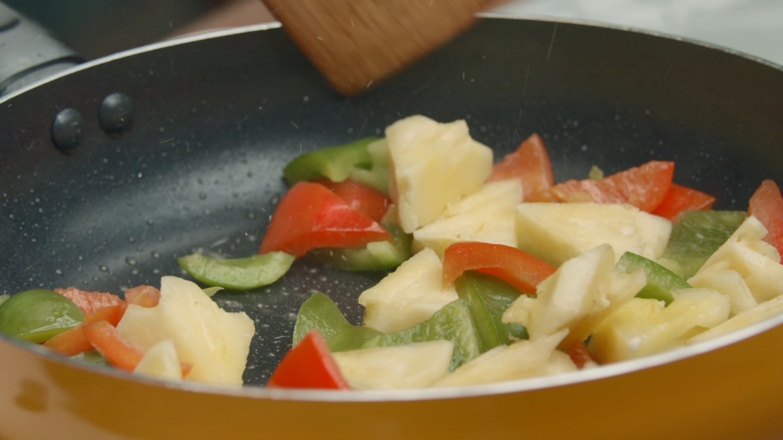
[5,0,238,59]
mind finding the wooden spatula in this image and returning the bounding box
[262,0,494,95]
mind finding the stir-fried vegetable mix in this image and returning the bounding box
[3,114,783,389]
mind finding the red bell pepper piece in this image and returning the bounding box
[259,182,392,258]
[550,160,675,213]
[82,320,191,376]
[267,330,350,390]
[44,303,128,356]
[651,183,716,220]
[82,320,144,372]
[125,285,162,308]
[487,134,555,202]
[748,180,783,258]
[442,242,556,295]
[313,178,391,222]
[566,341,598,369]
[53,287,125,315]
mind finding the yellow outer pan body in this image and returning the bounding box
[1,317,782,440]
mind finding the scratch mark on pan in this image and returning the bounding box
[237,115,249,125]
[411,83,431,96]
[513,108,522,146]
[290,121,299,129]
[355,119,368,141]
[160,138,174,144]
[546,23,558,60]
[339,99,350,116]
[664,64,673,81]
[522,65,530,100]
[501,48,511,64]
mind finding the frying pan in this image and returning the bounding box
[1,6,783,439]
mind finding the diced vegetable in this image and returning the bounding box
[748,179,783,258]
[294,293,482,371]
[454,271,528,351]
[657,210,746,279]
[516,202,672,267]
[487,133,555,202]
[651,183,716,221]
[124,285,161,308]
[433,329,573,387]
[590,289,730,363]
[117,277,254,385]
[178,252,295,290]
[293,292,384,352]
[267,330,350,390]
[70,351,108,366]
[283,137,378,185]
[133,339,185,382]
[333,340,453,390]
[369,299,482,371]
[44,303,127,356]
[349,138,391,193]
[688,263,757,316]
[566,341,597,369]
[503,244,646,350]
[688,295,783,345]
[309,223,411,271]
[695,216,783,302]
[358,248,458,333]
[550,160,675,212]
[83,320,145,372]
[314,178,391,222]
[259,181,391,258]
[616,252,691,305]
[0,289,84,343]
[588,165,604,180]
[386,115,493,233]
[53,287,124,315]
[442,242,556,295]
[412,180,522,257]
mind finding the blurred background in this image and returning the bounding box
[5,0,783,64]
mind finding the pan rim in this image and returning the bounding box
[3,14,783,402]
[0,13,781,107]
[4,304,783,401]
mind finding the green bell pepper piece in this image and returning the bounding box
[657,210,746,279]
[178,252,295,290]
[454,271,529,351]
[293,292,482,371]
[0,294,9,307]
[293,292,383,352]
[70,351,109,366]
[283,137,380,185]
[349,138,390,193]
[0,289,84,343]
[308,223,411,271]
[616,252,692,306]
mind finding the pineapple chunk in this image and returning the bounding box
[117,276,255,386]
[696,216,783,302]
[133,339,182,382]
[332,340,453,390]
[590,289,730,363]
[386,115,493,233]
[688,295,783,345]
[358,248,458,333]
[412,180,523,257]
[433,329,573,387]
[516,203,672,267]
[503,244,646,349]
[688,261,757,316]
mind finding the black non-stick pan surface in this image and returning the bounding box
[1,16,782,386]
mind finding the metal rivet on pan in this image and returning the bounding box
[51,108,84,152]
[98,92,134,134]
